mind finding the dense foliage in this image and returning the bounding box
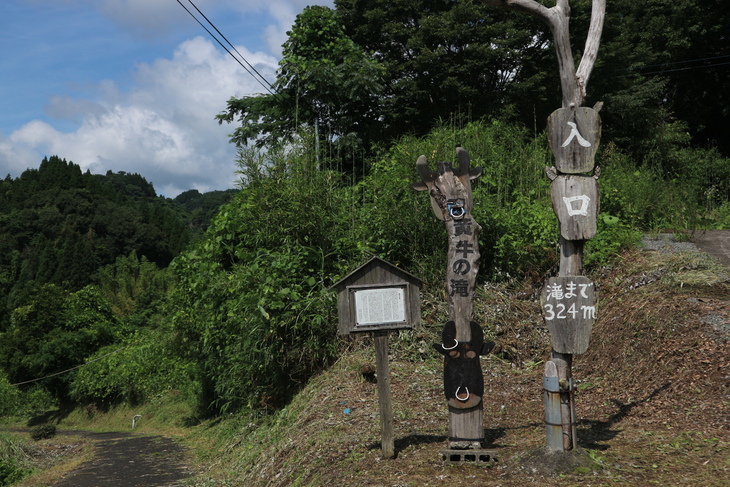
[0,158,228,406]
[2,0,730,424]
[0,157,184,324]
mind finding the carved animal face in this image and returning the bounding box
[412,148,482,220]
[434,321,491,409]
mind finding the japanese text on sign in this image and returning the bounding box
[543,280,596,321]
[354,287,407,327]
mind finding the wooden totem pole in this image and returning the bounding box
[413,148,495,452]
[482,0,606,451]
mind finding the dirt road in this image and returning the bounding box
[643,230,730,267]
[52,431,190,487]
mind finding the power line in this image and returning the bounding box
[175,0,278,97]
[615,61,730,78]
[613,54,730,77]
[624,54,730,71]
[184,0,275,94]
[9,339,141,387]
[627,61,730,77]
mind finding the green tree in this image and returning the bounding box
[0,285,117,401]
[217,6,385,168]
[578,0,730,157]
[95,251,172,325]
[336,0,555,140]
[169,142,351,414]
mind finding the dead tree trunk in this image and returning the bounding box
[483,0,606,452]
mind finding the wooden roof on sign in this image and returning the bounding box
[330,256,423,291]
[331,256,423,335]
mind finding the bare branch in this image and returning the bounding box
[483,0,606,108]
[481,0,553,22]
[575,0,606,102]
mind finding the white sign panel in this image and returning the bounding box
[354,287,407,327]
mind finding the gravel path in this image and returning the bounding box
[642,230,730,267]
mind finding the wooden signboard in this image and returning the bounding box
[540,276,596,354]
[547,107,601,174]
[331,257,421,335]
[550,175,599,241]
[330,257,423,459]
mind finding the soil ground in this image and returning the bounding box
[13,231,730,486]
[202,236,730,486]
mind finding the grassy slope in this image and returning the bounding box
[183,247,730,486]
[11,246,730,487]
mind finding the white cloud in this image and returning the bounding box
[3,37,279,197]
[0,0,335,196]
[92,0,332,51]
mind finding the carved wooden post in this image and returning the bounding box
[413,148,496,456]
[482,0,606,452]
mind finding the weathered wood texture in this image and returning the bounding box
[541,276,596,354]
[550,175,599,240]
[331,256,422,335]
[483,0,606,453]
[414,148,485,446]
[548,107,601,173]
[374,332,395,458]
[559,238,584,276]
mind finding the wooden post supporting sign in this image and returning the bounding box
[331,257,423,459]
[413,148,497,461]
[373,331,394,458]
[482,0,607,452]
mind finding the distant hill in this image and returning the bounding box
[172,188,236,237]
[0,155,234,328]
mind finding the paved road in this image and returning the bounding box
[693,230,730,267]
[53,432,190,487]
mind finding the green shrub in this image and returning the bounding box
[0,433,33,485]
[28,424,56,441]
[70,330,196,407]
[0,460,32,486]
[585,214,643,268]
[0,375,20,417]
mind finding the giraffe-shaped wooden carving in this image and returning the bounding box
[413,148,494,449]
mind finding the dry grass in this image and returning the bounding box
[8,247,730,487]
[9,433,94,487]
[185,248,730,486]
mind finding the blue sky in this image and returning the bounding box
[0,0,332,197]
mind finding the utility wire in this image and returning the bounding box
[615,60,730,78]
[175,0,278,97]
[618,54,730,71]
[613,54,730,77]
[184,0,275,94]
[9,339,142,387]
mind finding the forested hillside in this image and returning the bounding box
[0,156,233,406]
[1,0,729,467]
